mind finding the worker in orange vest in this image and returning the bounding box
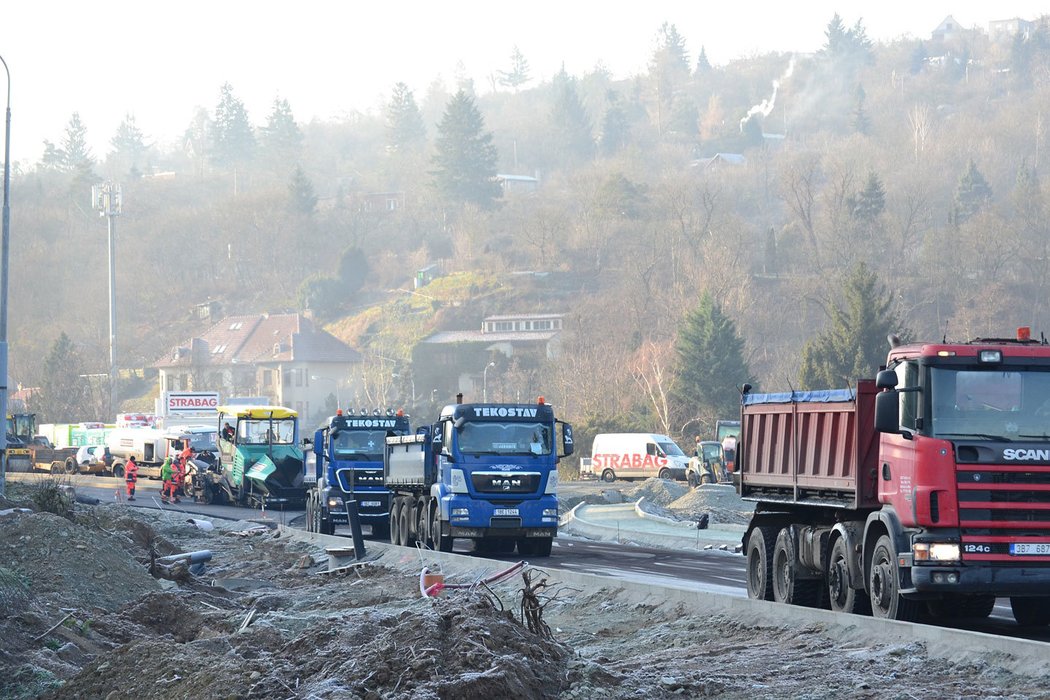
[125,456,139,501]
[171,454,185,504]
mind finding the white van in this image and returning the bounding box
[589,433,691,482]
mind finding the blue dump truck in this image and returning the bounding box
[384,396,573,557]
[305,409,411,537]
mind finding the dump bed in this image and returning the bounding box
[384,433,436,490]
[739,380,879,510]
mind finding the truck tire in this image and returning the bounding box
[431,505,453,552]
[532,537,553,557]
[50,461,62,474]
[827,536,870,615]
[112,462,125,480]
[64,458,78,474]
[687,472,698,488]
[868,534,921,622]
[389,500,401,545]
[398,501,413,547]
[416,506,431,549]
[1010,597,1050,626]
[601,469,615,483]
[746,525,777,601]
[305,494,317,533]
[320,514,335,536]
[658,468,671,480]
[772,527,822,607]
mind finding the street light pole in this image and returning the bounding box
[483,361,495,402]
[92,182,122,417]
[0,54,11,498]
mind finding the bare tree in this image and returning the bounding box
[908,104,931,165]
[629,339,675,435]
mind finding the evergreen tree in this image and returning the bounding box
[822,13,849,55]
[259,97,303,170]
[497,46,531,91]
[851,84,870,135]
[549,70,594,166]
[848,170,885,223]
[39,140,64,171]
[38,333,91,423]
[296,274,342,321]
[61,112,95,180]
[211,83,256,169]
[599,90,630,156]
[1013,159,1042,223]
[797,264,899,389]
[337,246,370,296]
[671,293,755,430]
[430,90,501,209]
[953,158,993,224]
[695,46,712,75]
[649,23,691,136]
[288,165,317,215]
[109,113,149,176]
[385,83,427,153]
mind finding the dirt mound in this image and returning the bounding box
[623,478,690,507]
[668,486,755,526]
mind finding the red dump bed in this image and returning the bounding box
[739,380,880,510]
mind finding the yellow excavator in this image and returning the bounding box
[6,413,34,472]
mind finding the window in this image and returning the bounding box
[229,322,243,330]
[894,361,918,431]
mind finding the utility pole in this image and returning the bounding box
[0,55,11,498]
[92,182,122,417]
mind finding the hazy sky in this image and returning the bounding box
[1,1,1046,164]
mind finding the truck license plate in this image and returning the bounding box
[1010,543,1050,555]
[494,508,518,516]
[360,501,381,508]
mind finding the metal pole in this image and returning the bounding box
[107,212,116,416]
[0,55,11,498]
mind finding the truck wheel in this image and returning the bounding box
[601,469,615,483]
[1010,597,1050,626]
[827,537,869,615]
[533,537,553,557]
[431,505,453,552]
[50,462,62,474]
[746,525,777,601]
[64,458,78,474]
[700,473,711,485]
[398,502,413,547]
[389,500,401,545]
[202,483,217,506]
[772,528,822,607]
[687,472,698,488]
[869,534,921,621]
[658,468,671,480]
[416,506,431,549]
[517,538,537,556]
[112,463,125,480]
[320,515,334,536]
[305,495,315,533]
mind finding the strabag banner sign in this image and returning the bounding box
[165,391,220,415]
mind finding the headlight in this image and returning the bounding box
[327,497,342,509]
[545,472,558,494]
[451,508,469,517]
[450,469,468,493]
[543,508,558,517]
[913,542,960,562]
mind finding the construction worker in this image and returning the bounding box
[125,456,139,501]
[171,454,185,504]
[160,456,174,504]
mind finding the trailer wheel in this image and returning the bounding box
[398,501,413,547]
[64,458,78,474]
[827,537,869,615]
[869,534,921,621]
[431,504,453,552]
[746,525,777,601]
[50,462,62,474]
[1010,597,1050,626]
[389,499,401,545]
[772,527,822,607]
[601,469,615,483]
[416,506,431,549]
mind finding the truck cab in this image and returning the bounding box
[216,405,306,508]
[309,409,411,537]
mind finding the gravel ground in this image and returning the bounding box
[3,479,1050,699]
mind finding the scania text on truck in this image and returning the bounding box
[211,405,306,508]
[305,408,411,537]
[384,396,573,556]
[740,327,1050,626]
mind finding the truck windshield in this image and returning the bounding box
[458,421,551,456]
[333,429,386,460]
[929,366,1050,440]
[656,440,686,457]
[188,432,217,452]
[240,418,296,445]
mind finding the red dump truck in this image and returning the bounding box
[739,327,1050,626]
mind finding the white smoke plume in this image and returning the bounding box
[739,56,796,131]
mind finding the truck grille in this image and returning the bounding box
[336,468,384,492]
[471,471,541,494]
[957,465,1050,561]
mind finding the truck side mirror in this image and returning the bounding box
[875,391,904,435]
[558,422,574,458]
[876,369,898,389]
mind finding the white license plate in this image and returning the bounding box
[1010,543,1050,555]
[494,508,519,516]
[360,501,381,508]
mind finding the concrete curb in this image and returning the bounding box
[560,501,742,550]
[282,526,1050,677]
